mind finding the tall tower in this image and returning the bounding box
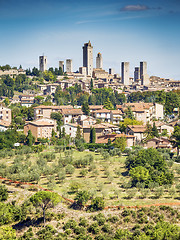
[140,61,150,85]
[134,67,140,82]
[121,62,130,85]
[39,55,47,72]
[83,41,93,76]
[96,52,103,69]
[59,61,64,72]
[66,59,73,73]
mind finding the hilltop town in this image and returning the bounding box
[0,41,180,239]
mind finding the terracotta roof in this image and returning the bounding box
[97,134,135,143]
[61,109,83,115]
[93,109,111,113]
[127,125,146,133]
[111,110,123,114]
[34,105,73,110]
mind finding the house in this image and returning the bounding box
[110,110,123,124]
[78,116,96,127]
[89,105,104,112]
[0,106,11,127]
[144,137,172,149]
[126,125,146,143]
[92,109,111,123]
[34,105,73,120]
[19,95,35,107]
[117,102,164,124]
[44,83,60,95]
[61,123,82,138]
[61,108,83,124]
[24,118,57,141]
[82,124,106,142]
[0,122,10,132]
[155,122,174,136]
[97,134,135,148]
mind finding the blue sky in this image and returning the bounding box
[0,0,180,79]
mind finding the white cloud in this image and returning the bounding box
[121,5,149,12]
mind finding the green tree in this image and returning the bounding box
[26,130,35,147]
[152,122,159,137]
[171,125,180,156]
[0,226,17,240]
[144,122,153,140]
[0,185,8,201]
[90,127,96,143]
[90,78,93,90]
[89,197,105,211]
[124,106,135,120]
[82,101,90,115]
[74,191,90,209]
[75,125,82,140]
[103,97,114,110]
[113,137,127,152]
[3,98,10,107]
[30,191,60,226]
[129,166,150,185]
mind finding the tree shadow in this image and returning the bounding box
[13,217,44,230]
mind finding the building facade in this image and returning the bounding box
[140,61,150,85]
[83,41,93,76]
[39,56,47,72]
[66,59,73,73]
[59,61,64,72]
[96,52,103,69]
[121,62,130,85]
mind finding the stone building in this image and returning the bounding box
[66,59,73,73]
[121,62,129,85]
[96,52,103,69]
[24,118,57,141]
[83,41,93,76]
[39,55,47,72]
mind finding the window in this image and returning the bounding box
[70,128,71,130]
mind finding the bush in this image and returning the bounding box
[0,185,8,201]
[125,188,137,199]
[89,197,105,211]
[88,222,100,234]
[154,187,164,198]
[65,164,75,175]
[63,219,77,230]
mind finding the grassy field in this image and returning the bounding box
[0,146,180,207]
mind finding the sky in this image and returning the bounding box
[0,0,180,79]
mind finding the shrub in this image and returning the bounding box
[101,223,111,233]
[154,187,164,198]
[125,188,137,199]
[58,169,66,182]
[65,164,75,175]
[79,217,88,227]
[0,185,8,201]
[63,219,77,230]
[89,197,105,211]
[88,222,100,234]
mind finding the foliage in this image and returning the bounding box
[82,102,90,115]
[113,137,127,152]
[89,197,105,211]
[0,185,8,201]
[25,130,35,147]
[125,148,174,185]
[74,191,90,208]
[30,191,60,225]
[103,98,114,110]
[171,125,180,155]
[90,127,96,144]
[0,226,17,240]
